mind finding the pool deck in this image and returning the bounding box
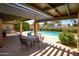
[22,32,79,55]
[0,32,79,56]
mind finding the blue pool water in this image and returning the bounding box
[39,31,60,36]
[27,31,60,36]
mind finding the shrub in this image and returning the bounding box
[40,28,62,32]
[14,21,30,32]
[63,28,77,33]
[59,29,77,46]
[40,27,77,33]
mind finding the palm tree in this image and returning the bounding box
[68,24,70,27]
[71,19,78,24]
[55,20,61,26]
[71,19,78,26]
[43,22,48,27]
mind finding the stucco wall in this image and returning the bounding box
[2,21,15,34]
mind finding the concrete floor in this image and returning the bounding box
[0,33,79,56]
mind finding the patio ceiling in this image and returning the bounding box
[0,3,51,21]
[27,3,79,22]
[0,3,79,22]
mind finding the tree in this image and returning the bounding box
[43,22,48,27]
[73,19,78,26]
[55,20,60,23]
[68,24,70,26]
[58,22,62,26]
[71,19,77,24]
[44,22,47,26]
[14,21,30,32]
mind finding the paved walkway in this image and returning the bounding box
[0,33,79,56]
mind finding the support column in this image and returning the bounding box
[20,20,23,34]
[0,19,3,48]
[34,17,39,36]
[77,12,79,51]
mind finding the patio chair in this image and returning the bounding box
[34,36,44,49]
[36,33,44,42]
[27,32,32,36]
[34,37,40,49]
[34,33,44,49]
[39,36,44,42]
[18,34,32,50]
[2,31,7,37]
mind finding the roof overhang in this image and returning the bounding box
[27,3,79,22]
[0,3,52,21]
[0,3,79,22]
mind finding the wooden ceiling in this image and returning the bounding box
[27,3,79,21]
[0,3,51,21]
[0,12,25,21]
[0,3,79,22]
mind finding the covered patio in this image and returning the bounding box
[0,33,79,56]
[0,3,79,56]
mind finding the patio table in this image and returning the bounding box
[23,35,39,47]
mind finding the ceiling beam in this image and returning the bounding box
[0,12,32,22]
[45,8,62,17]
[55,8,61,17]
[45,3,62,17]
[54,14,77,20]
[37,13,77,22]
[48,3,65,8]
[65,3,70,17]
[36,18,53,22]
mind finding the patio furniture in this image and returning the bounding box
[2,32,6,37]
[36,33,44,42]
[35,33,44,49]
[27,32,32,36]
[34,36,40,49]
[23,35,40,48]
[24,36,38,47]
[18,34,32,50]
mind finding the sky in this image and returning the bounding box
[25,19,34,24]
[25,19,44,25]
[25,19,78,26]
[60,19,78,26]
[60,19,74,26]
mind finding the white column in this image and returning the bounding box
[77,12,79,51]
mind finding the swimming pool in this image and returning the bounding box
[39,31,60,36]
[27,31,60,36]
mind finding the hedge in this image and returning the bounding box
[40,27,77,33]
[59,29,77,47]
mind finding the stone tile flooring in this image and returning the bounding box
[0,34,79,56]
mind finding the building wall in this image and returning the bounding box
[2,21,15,34]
